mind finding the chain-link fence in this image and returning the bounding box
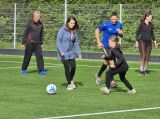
[0,3,160,54]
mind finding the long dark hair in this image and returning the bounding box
[140,12,152,22]
[66,16,80,33]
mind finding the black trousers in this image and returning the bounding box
[21,43,44,71]
[61,59,76,85]
[106,63,133,90]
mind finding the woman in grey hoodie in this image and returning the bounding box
[56,16,82,90]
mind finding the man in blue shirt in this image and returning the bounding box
[95,11,123,87]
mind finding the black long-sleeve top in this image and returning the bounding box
[136,21,155,42]
[104,46,126,67]
[22,19,43,45]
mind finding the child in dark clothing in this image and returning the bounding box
[101,36,136,94]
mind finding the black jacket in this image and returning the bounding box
[22,19,43,45]
[104,46,126,67]
[136,21,155,42]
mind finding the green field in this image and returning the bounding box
[0,55,160,119]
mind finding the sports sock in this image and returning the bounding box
[98,63,107,77]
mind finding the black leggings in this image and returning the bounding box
[106,63,133,90]
[139,40,152,71]
[61,59,76,84]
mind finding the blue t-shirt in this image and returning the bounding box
[98,21,122,47]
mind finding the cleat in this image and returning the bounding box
[139,71,145,75]
[110,80,118,88]
[21,70,28,74]
[39,70,49,75]
[67,84,74,90]
[71,81,76,89]
[101,87,110,94]
[127,89,136,94]
[95,73,101,86]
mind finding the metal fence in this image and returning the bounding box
[0,3,160,54]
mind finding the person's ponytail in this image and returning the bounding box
[140,16,145,22]
[140,12,152,22]
[116,43,123,50]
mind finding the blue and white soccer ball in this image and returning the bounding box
[46,84,57,94]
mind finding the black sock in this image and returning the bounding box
[98,63,107,77]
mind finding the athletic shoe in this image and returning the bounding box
[110,80,118,88]
[39,70,49,75]
[140,71,145,75]
[95,73,101,86]
[71,81,76,89]
[67,84,74,90]
[127,89,136,94]
[143,71,150,75]
[101,87,110,94]
[21,70,28,74]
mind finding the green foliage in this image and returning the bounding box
[0,3,160,55]
[1,0,160,4]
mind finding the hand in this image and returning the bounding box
[136,41,139,48]
[110,64,115,68]
[101,55,106,59]
[79,55,82,59]
[118,29,123,35]
[154,42,158,48]
[61,52,65,56]
[21,45,25,48]
[41,45,43,49]
[98,42,104,49]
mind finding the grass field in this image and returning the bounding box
[0,55,160,119]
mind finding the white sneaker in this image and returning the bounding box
[95,73,101,86]
[67,84,74,90]
[101,87,110,94]
[127,89,136,94]
[71,81,76,89]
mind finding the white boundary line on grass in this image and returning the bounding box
[38,107,160,119]
[1,61,160,71]
[1,65,160,71]
[0,61,62,65]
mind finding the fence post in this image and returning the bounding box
[64,0,67,24]
[14,3,16,49]
[119,4,123,45]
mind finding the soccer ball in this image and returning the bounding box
[46,84,57,94]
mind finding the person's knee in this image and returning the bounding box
[64,65,70,71]
[71,65,76,70]
[109,60,114,65]
[106,71,111,75]
[140,56,146,60]
[104,61,109,65]
[36,53,43,59]
[119,75,125,81]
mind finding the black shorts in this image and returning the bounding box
[102,46,111,58]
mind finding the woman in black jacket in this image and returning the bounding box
[101,36,136,94]
[136,12,157,75]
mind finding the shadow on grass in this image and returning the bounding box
[111,87,127,92]
[100,80,128,94]
[61,82,84,87]
[27,69,49,74]
[47,93,57,95]
[135,69,155,74]
[101,87,127,95]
